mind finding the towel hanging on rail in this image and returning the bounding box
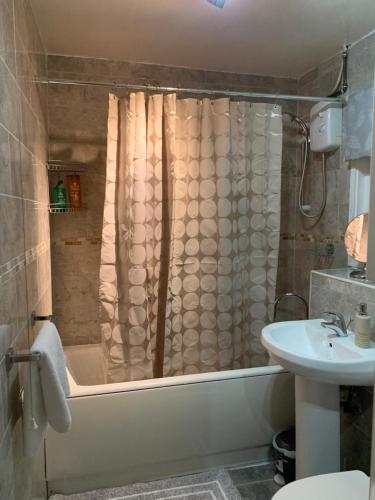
[23,321,71,458]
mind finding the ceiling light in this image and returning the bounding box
[207,0,226,8]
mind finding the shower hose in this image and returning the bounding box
[298,137,326,221]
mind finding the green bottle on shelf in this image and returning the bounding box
[52,180,68,209]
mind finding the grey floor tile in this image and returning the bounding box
[229,464,275,486]
[237,479,280,500]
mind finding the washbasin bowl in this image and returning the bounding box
[261,319,375,385]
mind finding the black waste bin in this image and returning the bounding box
[272,428,296,485]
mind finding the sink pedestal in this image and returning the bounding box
[295,376,340,479]
[262,319,374,478]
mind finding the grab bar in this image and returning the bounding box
[5,347,41,372]
[273,292,309,322]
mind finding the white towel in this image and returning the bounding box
[23,322,71,457]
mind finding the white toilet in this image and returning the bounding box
[272,471,369,500]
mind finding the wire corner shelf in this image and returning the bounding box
[49,205,87,214]
[47,160,87,173]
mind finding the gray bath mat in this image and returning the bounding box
[51,469,241,499]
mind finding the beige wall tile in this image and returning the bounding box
[0,0,49,497]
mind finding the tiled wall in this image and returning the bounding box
[310,269,375,474]
[294,38,375,473]
[47,32,375,340]
[46,54,299,345]
[287,32,375,304]
[46,37,375,340]
[0,0,50,499]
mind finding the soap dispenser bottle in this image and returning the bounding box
[354,303,371,348]
[52,180,68,209]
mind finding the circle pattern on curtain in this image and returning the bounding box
[100,93,282,382]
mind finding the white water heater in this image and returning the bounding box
[310,101,342,152]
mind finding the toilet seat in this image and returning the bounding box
[272,470,369,500]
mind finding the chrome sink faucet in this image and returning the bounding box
[321,312,348,337]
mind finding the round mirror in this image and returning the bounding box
[344,213,368,264]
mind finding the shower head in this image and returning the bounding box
[207,0,226,7]
[283,112,309,139]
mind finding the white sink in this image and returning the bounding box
[261,319,375,385]
[261,318,375,480]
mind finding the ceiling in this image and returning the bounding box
[30,0,375,78]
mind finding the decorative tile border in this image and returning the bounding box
[52,234,343,247]
[281,232,344,244]
[0,240,50,286]
[53,237,102,246]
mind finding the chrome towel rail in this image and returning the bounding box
[31,310,53,326]
[5,310,52,371]
[273,292,309,322]
[6,347,41,372]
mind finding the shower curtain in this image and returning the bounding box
[99,92,282,382]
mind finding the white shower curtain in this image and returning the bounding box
[99,92,282,382]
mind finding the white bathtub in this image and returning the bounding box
[45,344,295,495]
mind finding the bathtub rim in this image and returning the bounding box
[65,356,288,398]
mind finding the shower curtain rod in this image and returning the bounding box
[36,77,344,103]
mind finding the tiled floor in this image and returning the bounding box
[50,463,281,499]
[228,463,281,500]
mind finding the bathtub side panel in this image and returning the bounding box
[46,372,294,494]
